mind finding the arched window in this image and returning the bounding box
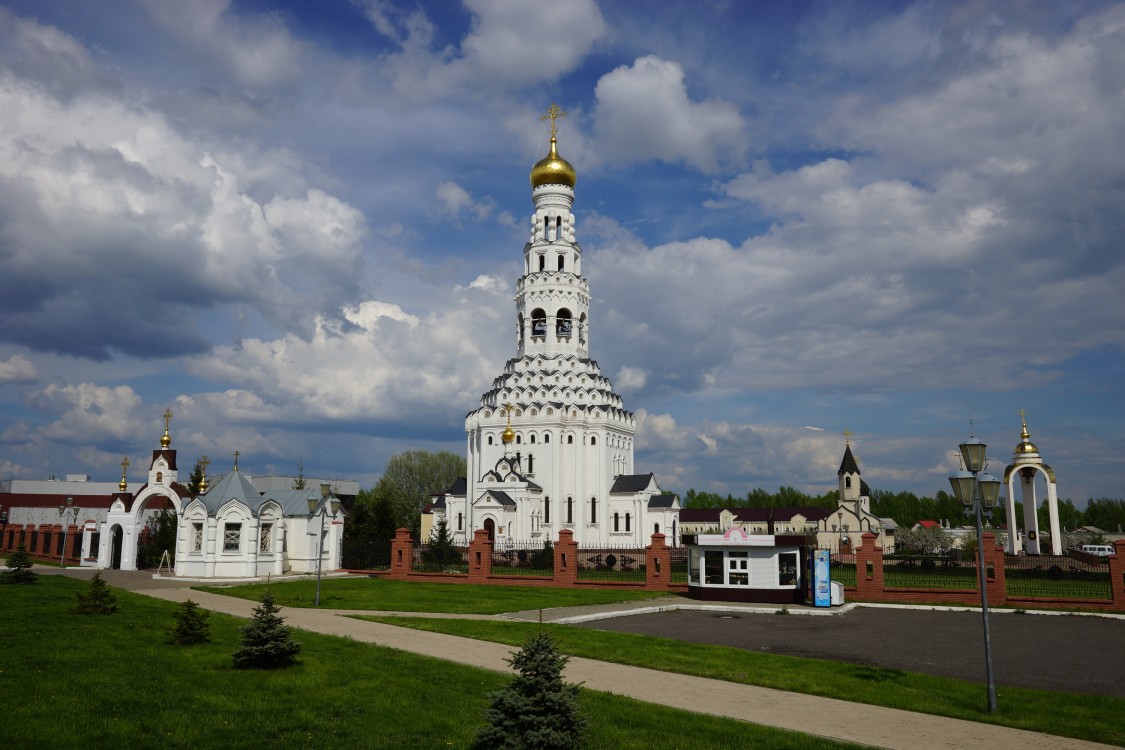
[845,477,852,489]
[625,512,631,532]
[530,434,536,444]
[518,312,525,344]
[654,522,660,534]
[590,436,597,446]
[544,433,550,444]
[487,435,493,445]
[567,435,574,445]
[566,497,573,524]
[527,454,534,473]
[590,497,597,524]
[613,512,620,532]
[558,254,565,271]
[531,308,547,337]
[457,513,463,531]
[578,312,587,343]
[544,497,550,524]
[515,434,522,444]
[555,216,562,239]
[538,254,545,271]
[556,308,572,336]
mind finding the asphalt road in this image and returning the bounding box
[575,607,1125,698]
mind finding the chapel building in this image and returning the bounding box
[432,106,680,547]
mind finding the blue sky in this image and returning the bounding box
[1,0,1123,504]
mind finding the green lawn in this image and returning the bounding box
[197,576,672,613]
[356,616,1125,747]
[0,576,860,749]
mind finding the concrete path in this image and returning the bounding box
[102,577,1113,750]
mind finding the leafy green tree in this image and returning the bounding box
[168,599,211,645]
[342,487,399,569]
[473,632,587,750]
[375,450,466,534]
[73,572,118,614]
[1,544,37,584]
[1083,498,1125,532]
[232,590,301,669]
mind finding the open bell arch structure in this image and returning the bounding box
[1002,413,1061,555]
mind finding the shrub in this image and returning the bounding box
[1,545,37,584]
[168,599,211,645]
[473,632,586,749]
[232,590,301,669]
[73,572,118,614]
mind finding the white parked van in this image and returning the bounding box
[1080,544,1114,557]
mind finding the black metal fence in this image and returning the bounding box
[341,537,391,570]
[883,553,978,590]
[1005,554,1112,600]
[577,545,646,582]
[412,543,468,574]
[670,546,688,583]
[829,549,857,587]
[492,539,554,576]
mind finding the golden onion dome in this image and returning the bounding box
[502,423,516,444]
[530,137,577,189]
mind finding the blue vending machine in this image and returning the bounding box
[812,549,831,607]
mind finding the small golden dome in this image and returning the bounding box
[502,423,516,444]
[530,137,577,189]
[1015,418,1038,454]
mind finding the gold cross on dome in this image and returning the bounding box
[200,455,210,473]
[1019,407,1027,425]
[120,455,130,474]
[541,104,566,138]
[163,408,173,431]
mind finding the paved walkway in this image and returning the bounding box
[51,569,1118,750]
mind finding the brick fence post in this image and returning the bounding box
[553,529,578,587]
[1110,540,1125,612]
[854,532,883,600]
[468,528,493,583]
[389,528,414,580]
[981,532,1006,606]
[645,533,671,590]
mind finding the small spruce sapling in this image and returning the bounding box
[473,632,587,750]
[73,572,118,614]
[232,589,301,669]
[1,544,37,584]
[169,599,211,645]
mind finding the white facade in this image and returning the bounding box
[436,118,679,547]
[174,471,344,579]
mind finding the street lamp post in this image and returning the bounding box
[58,496,80,566]
[307,484,342,608]
[948,435,1002,714]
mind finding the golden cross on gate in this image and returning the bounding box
[541,104,566,139]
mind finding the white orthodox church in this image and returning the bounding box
[94,415,345,577]
[430,106,681,548]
